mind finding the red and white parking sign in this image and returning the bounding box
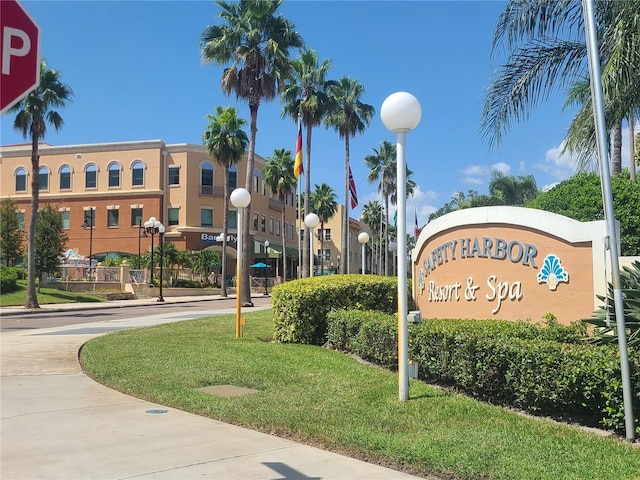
[1,0,40,113]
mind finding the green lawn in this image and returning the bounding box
[81,310,639,480]
[0,280,105,306]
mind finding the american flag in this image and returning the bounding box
[348,165,358,209]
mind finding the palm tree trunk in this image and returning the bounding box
[25,133,40,308]
[384,195,390,276]
[629,113,636,183]
[612,122,622,175]
[342,145,350,274]
[221,167,229,298]
[281,205,287,282]
[320,221,325,275]
[242,104,259,306]
[303,125,313,277]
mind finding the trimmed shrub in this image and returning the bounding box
[272,274,397,345]
[0,265,19,293]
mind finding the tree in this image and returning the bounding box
[202,105,248,297]
[0,199,25,266]
[429,190,503,222]
[310,183,338,275]
[324,77,375,273]
[527,171,640,255]
[8,61,73,308]
[191,248,221,284]
[35,205,68,290]
[489,171,539,205]
[264,148,296,281]
[361,200,382,274]
[281,49,335,277]
[482,1,640,176]
[200,0,303,305]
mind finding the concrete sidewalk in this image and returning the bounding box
[1,296,430,480]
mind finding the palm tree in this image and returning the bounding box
[361,200,382,274]
[280,49,335,277]
[8,61,73,308]
[264,148,296,282]
[488,171,539,205]
[310,183,338,275]
[203,106,248,298]
[482,0,640,176]
[324,77,375,274]
[200,0,303,304]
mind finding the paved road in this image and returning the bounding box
[1,295,431,480]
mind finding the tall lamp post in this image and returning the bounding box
[381,91,421,402]
[264,240,270,295]
[156,223,165,302]
[82,207,95,280]
[144,217,162,287]
[358,231,369,274]
[304,213,320,278]
[230,188,251,338]
[138,222,148,269]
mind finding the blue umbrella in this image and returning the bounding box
[250,262,270,268]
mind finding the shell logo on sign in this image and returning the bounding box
[412,207,608,324]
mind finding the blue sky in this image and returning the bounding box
[3,0,632,232]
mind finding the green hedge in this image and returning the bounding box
[326,310,639,435]
[272,274,399,344]
[0,266,19,293]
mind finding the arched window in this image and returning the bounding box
[228,165,237,189]
[15,167,27,192]
[59,165,72,190]
[108,162,121,188]
[39,166,50,191]
[85,164,98,189]
[200,161,214,195]
[131,161,144,186]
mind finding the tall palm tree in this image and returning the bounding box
[324,77,374,274]
[310,183,338,275]
[264,148,296,282]
[488,171,539,205]
[364,140,395,275]
[361,200,382,274]
[280,49,335,277]
[482,0,640,176]
[203,106,248,297]
[8,61,73,309]
[200,0,303,304]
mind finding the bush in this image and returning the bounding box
[173,279,205,288]
[0,265,19,293]
[271,274,398,345]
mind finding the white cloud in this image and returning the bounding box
[463,176,483,185]
[534,142,577,182]
[491,162,511,174]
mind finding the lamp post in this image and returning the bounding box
[381,91,421,402]
[358,232,369,274]
[82,207,95,280]
[304,213,320,278]
[230,188,251,338]
[138,223,148,270]
[144,217,162,288]
[157,223,165,302]
[264,240,270,295]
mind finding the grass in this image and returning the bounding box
[0,280,105,306]
[80,309,640,480]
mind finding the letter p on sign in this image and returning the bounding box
[0,0,40,113]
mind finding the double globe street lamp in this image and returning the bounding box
[144,216,165,302]
[358,231,369,274]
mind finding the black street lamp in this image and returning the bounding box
[138,222,148,269]
[264,240,270,295]
[82,207,95,279]
[144,217,165,303]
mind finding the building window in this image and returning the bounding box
[321,249,331,261]
[168,208,179,226]
[108,162,121,188]
[261,215,266,233]
[227,210,237,229]
[85,164,97,189]
[300,229,305,241]
[228,166,237,189]
[108,209,119,227]
[59,165,72,190]
[269,218,274,234]
[201,208,213,227]
[253,213,259,230]
[290,224,294,240]
[17,212,25,229]
[83,209,96,228]
[39,166,50,191]
[201,161,214,195]
[61,211,70,229]
[276,220,281,236]
[320,228,331,240]
[168,167,180,185]
[131,161,144,186]
[253,168,260,192]
[15,168,27,192]
[131,207,143,227]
